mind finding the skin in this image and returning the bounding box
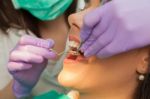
[58,0,149,99]
[58,47,149,99]
[39,14,69,54]
[0,81,16,99]
[4,1,149,99]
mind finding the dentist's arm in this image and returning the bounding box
[80,0,150,58]
[7,35,57,98]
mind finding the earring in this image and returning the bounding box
[139,74,145,81]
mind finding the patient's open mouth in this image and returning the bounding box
[67,35,84,60]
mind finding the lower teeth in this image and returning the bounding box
[69,50,79,56]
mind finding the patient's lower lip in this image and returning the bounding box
[64,57,87,64]
[64,58,77,64]
[76,55,85,61]
[64,54,87,64]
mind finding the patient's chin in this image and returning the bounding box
[57,57,97,89]
[58,68,88,88]
[58,70,77,88]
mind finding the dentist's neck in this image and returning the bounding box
[39,15,68,34]
[39,14,69,54]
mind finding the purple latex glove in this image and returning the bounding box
[7,35,57,98]
[80,0,150,58]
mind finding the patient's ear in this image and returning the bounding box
[136,47,150,74]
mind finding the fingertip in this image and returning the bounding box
[47,51,58,60]
[46,39,55,48]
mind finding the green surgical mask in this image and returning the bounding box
[12,0,73,20]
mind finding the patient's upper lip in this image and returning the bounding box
[69,35,80,43]
[65,54,87,64]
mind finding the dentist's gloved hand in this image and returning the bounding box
[80,0,150,58]
[7,35,57,98]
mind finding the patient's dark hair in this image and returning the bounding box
[0,0,77,37]
[134,50,150,99]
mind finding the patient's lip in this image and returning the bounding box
[64,53,87,64]
[76,55,85,61]
[67,52,78,60]
[64,56,88,64]
[69,35,80,43]
[64,58,77,64]
[65,34,87,63]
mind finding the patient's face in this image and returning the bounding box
[58,48,148,91]
[58,0,149,92]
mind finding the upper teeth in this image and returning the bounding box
[69,41,79,48]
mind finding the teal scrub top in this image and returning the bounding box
[33,90,70,99]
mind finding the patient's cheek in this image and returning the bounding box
[58,61,94,87]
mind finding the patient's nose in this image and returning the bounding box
[68,12,84,29]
